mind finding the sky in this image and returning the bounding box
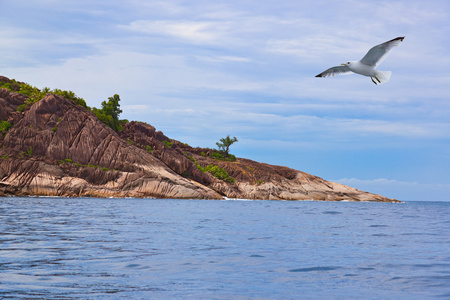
[1,0,449,201]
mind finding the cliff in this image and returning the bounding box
[0,76,398,202]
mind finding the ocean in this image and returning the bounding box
[0,197,449,299]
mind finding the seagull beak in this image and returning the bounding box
[341,63,346,66]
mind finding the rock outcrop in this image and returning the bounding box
[0,76,398,202]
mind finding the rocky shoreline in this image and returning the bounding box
[0,76,399,202]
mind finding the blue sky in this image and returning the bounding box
[1,0,449,201]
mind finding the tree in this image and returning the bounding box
[101,94,122,122]
[216,135,238,157]
[93,94,123,132]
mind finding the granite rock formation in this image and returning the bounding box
[0,76,398,202]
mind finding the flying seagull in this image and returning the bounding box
[316,37,405,85]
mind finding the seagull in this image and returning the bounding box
[316,37,405,85]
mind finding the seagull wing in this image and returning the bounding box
[360,36,404,67]
[315,65,352,78]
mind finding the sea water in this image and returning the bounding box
[0,197,449,299]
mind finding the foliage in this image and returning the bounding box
[216,135,238,157]
[101,94,122,121]
[210,151,236,162]
[2,77,127,137]
[51,89,88,108]
[211,152,223,159]
[204,165,235,183]
[188,155,235,183]
[163,140,173,148]
[146,145,153,153]
[57,158,117,171]
[16,104,27,112]
[92,94,123,132]
[226,154,236,162]
[0,81,18,91]
[19,147,33,157]
[0,120,12,133]
[0,79,88,109]
[25,147,33,157]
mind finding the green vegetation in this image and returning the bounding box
[0,120,12,133]
[204,165,235,183]
[188,155,235,183]
[146,145,153,153]
[92,94,123,132]
[2,78,126,133]
[1,155,9,159]
[216,135,238,157]
[0,79,88,110]
[213,135,238,161]
[25,147,33,157]
[209,150,236,162]
[163,140,173,148]
[52,89,87,108]
[211,152,223,159]
[52,126,58,132]
[57,158,117,171]
[16,104,27,112]
[19,147,33,157]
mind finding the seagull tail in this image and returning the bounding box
[374,71,392,84]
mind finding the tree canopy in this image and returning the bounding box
[216,135,238,157]
[93,94,123,132]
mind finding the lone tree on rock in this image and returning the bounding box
[93,94,123,132]
[216,135,238,157]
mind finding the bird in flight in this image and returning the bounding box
[316,37,405,85]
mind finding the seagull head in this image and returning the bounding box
[341,62,351,66]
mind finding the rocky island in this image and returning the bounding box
[0,76,398,202]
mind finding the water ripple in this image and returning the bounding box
[1,198,449,299]
[289,266,342,272]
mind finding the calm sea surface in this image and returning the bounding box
[0,197,449,299]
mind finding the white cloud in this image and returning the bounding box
[196,56,252,63]
[119,20,226,44]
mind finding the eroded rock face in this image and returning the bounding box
[0,90,221,199]
[119,118,397,202]
[0,79,398,202]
